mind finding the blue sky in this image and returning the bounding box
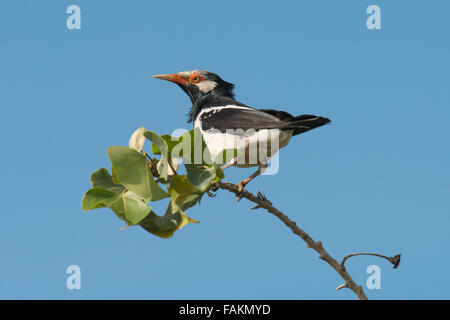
[0,0,449,299]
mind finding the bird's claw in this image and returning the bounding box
[236,181,247,201]
[237,181,245,193]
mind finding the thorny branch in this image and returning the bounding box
[213,181,401,300]
[341,253,401,269]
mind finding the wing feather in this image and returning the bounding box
[200,107,290,132]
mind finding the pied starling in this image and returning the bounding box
[153,70,330,192]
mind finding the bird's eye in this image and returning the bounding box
[191,75,201,83]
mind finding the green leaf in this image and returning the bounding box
[181,133,234,192]
[82,169,152,226]
[139,204,199,238]
[185,163,217,192]
[149,134,180,157]
[144,130,169,180]
[107,146,168,202]
[167,128,211,165]
[82,169,125,211]
[176,192,204,212]
[82,188,116,211]
[102,190,152,226]
[214,166,225,182]
[90,168,124,193]
[167,175,202,212]
[111,166,121,184]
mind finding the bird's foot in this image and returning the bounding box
[207,183,219,197]
[236,181,247,202]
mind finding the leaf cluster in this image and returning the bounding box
[82,127,226,238]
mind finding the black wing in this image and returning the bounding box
[200,106,331,135]
[200,107,293,132]
[258,109,295,121]
[259,109,331,136]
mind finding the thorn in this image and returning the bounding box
[256,191,272,205]
[251,191,271,209]
[336,283,349,291]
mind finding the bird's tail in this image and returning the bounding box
[287,115,331,135]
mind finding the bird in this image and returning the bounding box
[153,70,330,193]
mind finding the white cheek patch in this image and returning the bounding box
[197,80,218,93]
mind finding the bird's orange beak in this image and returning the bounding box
[153,73,188,86]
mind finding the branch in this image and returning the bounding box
[215,181,400,300]
[341,253,401,269]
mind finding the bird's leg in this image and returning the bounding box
[237,170,261,192]
[236,165,267,200]
[220,157,238,170]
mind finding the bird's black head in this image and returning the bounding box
[153,70,235,122]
